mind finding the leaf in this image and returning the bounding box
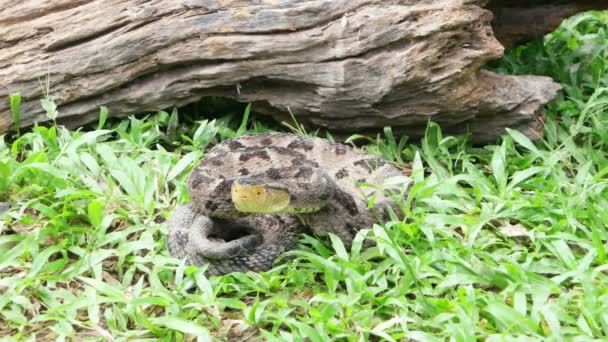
[28,245,62,278]
[98,106,109,130]
[167,151,198,182]
[191,120,219,150]
[349,229,368,263]
[344,134,372,144]
[68,130,112,151]
[506,128,542,158]
[491,141,507,194]
[167,107,179,137]
[507,166,545,191]
[329,234,348,261]
[130,296,171,307]
[85,287,101,326]
[80,152,101,175]
[40,98,58,120]
[540,304,562,337]
[236,103,251,136]
[110,169,138,199]
[484,301,541,335]
[79,277,126,301]
[88,200,104,229]
[245,298,269,325]
[215,298,246,310]
[0,238,28,271]
[412,151,424,183]
[381,176,411,187]
[550,240,576,269]
[150,316,211,339]
[406,331,443,342]
[96,144,117,164]
[22,162,68,178]
[294,321,326,342]
[10,93,21,134]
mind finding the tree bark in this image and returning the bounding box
[0,0,564,142]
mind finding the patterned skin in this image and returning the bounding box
[167,133,404,275]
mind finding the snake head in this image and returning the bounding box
[231,177,328,214]
[231,181,291,213]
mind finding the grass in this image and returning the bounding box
[1,10,608,341]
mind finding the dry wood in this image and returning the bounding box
[0,0,564,142]
[489,0,608,48]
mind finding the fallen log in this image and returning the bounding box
[489,0,608,48]
[0,0,565,142]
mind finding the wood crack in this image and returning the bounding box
[45,21,131,52]
[0,0,91,26]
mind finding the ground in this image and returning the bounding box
[1,10,607,342]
